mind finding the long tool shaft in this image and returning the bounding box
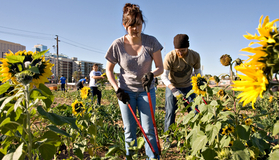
[145,86,161,154]
[126,102,156,154]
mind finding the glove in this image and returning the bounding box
[171,88,183,98]
[141,72,154,91]
[115,88,130,104]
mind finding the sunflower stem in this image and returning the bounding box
[24,84,32,159]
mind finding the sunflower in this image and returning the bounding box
[191,73,207,96]
[244,15,279,47]
[71,99,85,116]
[80,86,90,99]
[221,126,229,135]
[221,124,235,136]
[245,118,253,126]
[220,54,232,66]
[0,50,54,87]
[232,64,268,109]
[217,89,226,100]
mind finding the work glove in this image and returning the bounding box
[115,88,130,104]
[141,72,154,91]
[171,88,183,98]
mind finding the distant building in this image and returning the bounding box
[45,53,103,83]
[0,39,26,58]
[33,44,49,53]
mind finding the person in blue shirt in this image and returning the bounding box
[76,77,88,90]
[59,75,67,92]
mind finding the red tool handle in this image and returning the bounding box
[145,86,161,154]
[126,102,156,154]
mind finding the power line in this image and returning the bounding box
[0,25,54,36]
[61,40,105,54]
[0,30,53,41]
[0,25,106,54]
[60,36,106,53]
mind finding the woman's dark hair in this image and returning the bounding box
[122,3,145,29]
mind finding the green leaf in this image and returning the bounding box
[0,117,11,127]
[251,136,269,152]
[2,143,23,160]
[191,131,208,156]
[206,122,221,145]
[38,84,54,108]
[39,143,57,160]
[27,66,40,74]
[201,148,217,160]
[42,131,61,142]
[137,137,145,150]
[105,145,125,157]
[88,124,97,136]
[206,86,213,97]
[47,125,70,137]
[182,112,195,124]
[273,120,279,136]
[6,55,25,63]
[0,94,17,113]
[74,148,83,160]
[236,125,249,140]
[231,140,245,151]
[269,149,279,160]
[209,100,218,107]
[0,82,11,96]
[32,50,49,60]
[220,135,231,148]
[201,112,214,123]
[37,106,78,130]
[17,64,22,72]
[231,149,250,160]
[14,97,24,113]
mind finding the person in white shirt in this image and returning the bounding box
[89,64,104,105]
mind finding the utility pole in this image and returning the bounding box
[55,35,60,83]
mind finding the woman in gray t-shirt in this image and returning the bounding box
[105,3,163,159]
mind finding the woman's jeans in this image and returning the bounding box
[90,86,101,105]
[118,88,159,159]
[164,86,196,133]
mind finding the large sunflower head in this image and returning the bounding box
[71,99,85,116]
[232,63,268,109]
[191,73,207,96]
[0,50,54,87]
[80,86,90,99]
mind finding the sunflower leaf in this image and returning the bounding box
[0,82,11,95]
[6,55,25,63]
[28,66,40,74]
[32,50,49,60]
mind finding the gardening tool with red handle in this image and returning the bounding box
[125,102,158,157]
[144,85,162,155]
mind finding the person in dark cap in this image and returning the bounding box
[161,34,202,148]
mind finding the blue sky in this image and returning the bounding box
[0,0,278,76]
